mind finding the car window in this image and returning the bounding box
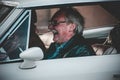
[0,10,30,62]
[34,3,119,51]
[33,4,119,34]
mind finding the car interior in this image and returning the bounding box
[33,3,120,56]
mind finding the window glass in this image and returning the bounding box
[0,13,30,62]
[34,4,119,34]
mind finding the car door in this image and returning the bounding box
[1,26,120,80]
[1,52,120,80]
[0,0,120,80]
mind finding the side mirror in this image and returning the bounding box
[19,47,44,69]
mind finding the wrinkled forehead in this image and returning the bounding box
[51,11,66,21]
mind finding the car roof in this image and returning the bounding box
[0,0,119,8]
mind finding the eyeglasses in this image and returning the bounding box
[48,20,66,27]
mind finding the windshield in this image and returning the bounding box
[0,5,13,24]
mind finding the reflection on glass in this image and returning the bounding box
[0,16,29,61]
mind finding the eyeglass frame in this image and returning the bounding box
[48,20,67,27]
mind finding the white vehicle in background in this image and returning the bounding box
[0,0,120,80]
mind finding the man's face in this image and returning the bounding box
[48,15,75,44]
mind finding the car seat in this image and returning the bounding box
[92,32,117,55]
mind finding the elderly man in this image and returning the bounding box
[44,7,95,59]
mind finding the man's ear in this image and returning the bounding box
[69,23,76,32]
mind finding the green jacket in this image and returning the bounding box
[44,34,95,59]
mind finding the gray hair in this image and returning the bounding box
[51,7,84,35]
